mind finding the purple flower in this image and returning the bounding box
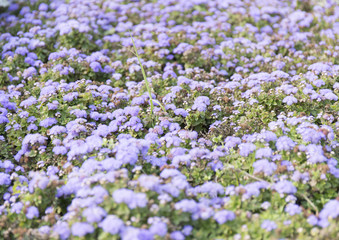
[63,92,79,102]
[319,200,339,220]
[276,136,296,151]
[49,125,67,135]
[242,181,269,199]
[83,206,107,223]
[86,135,103,152]
[283,96,298,106]
[22,67,37,79]
[308,62,331,74]
[138,175,159,190]
[10,201,23,214]
[47,100,58,110]
[307,215,318,226]
[20,96,37,108]
[70,109,87,118]
[15,47,29,56]
[121,227,141,240]
[27,116,37,123]
[53,222,70,240]
[71,222,94,237]
[298,127,325,144]
[175,199,198,213]
[170,231,185,240]
[174,108,188,117]
[285,203,302,216]
[291,171,310,183]
[22,133,47,147]
[39,226,50,235]
[306,144,327,164]
[0,116,9,124]
[90,61,102,72]
[182,225,192,236]
[18,111,29,118]
[26,206,39,219]
[99,215,124,235]
[160,169,182,179]
[261,220,277,232]
[27,123,37,131]
[255,147,273,159]
[150,222,167,237]
[323,92,338,101]
[112,189,147,209]
[172,154,191,167]
[253,159,277,176]
[274,180,297,194]
[260,130,277,142]
[192,96,210,112]
[239,143,256,157]
[194,182,224,197]
[40,117,58,128]
[38,3,48,11]
[214,210,236,224]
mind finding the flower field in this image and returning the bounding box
[0,0,339,239]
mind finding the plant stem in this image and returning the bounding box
[297,192,319,216]
[130,35,154,113]
[130,34,167,124]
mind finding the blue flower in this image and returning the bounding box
[83,206,107,223]
[192,96,210,112]
[274,180,297,194]
[71,222,94,237]
[90,61,102,72]
[261,220,277,232]
[214,210,236,224]
[307,215,318,226]
[99,215,124,235]
[112,189,147,209]
[224,136,241,149]
[20,96,37,108]
[170,231,185,240]
[239,143,256,157]
[182,225,193,236]
[22,67,37,79]
[253,159,277,176]
[285,203,302,216]
[255,147,273,159]
[175,199,198,213]
[11,202,23,214]
[53,222,70,240]
[319,199,339,221]
[150,221,167,237]
[26,206,39,219]
[283,96,298,105]
[40,117,58,128]
[0,172,11,186]
[276,136,296,151]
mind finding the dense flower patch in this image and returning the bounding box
[0,0,338,239]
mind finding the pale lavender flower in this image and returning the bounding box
[261,220,277,232]
[71,222,94,237]
[276,136,296,151]
[99,215,124,234]
[26,206,39,219]
[274,180,297,194]
[214,210,236,224]
[253,159,277,176]
[283,96,297,106]
[285,203,302,216]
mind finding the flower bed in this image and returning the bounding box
[0,0,338,239]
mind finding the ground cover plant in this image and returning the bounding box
[0,0,338,239]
